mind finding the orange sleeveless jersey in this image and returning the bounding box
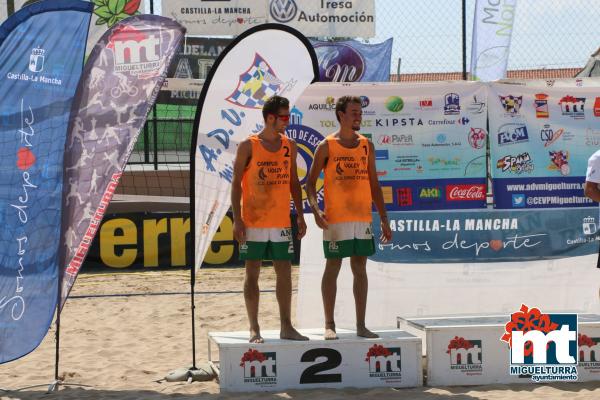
[323,134,372,224]
[242,134,292,228]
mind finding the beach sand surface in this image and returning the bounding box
[1,267,599,399]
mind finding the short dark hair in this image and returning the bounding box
[335,96,362,122]
[262,95,289,121]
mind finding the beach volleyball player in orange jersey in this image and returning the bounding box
[231,96,308,343]
[306,96,393,340]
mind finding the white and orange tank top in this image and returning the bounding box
[323,134,372,224]
[241,134,292,228]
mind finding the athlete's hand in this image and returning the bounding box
[296,215,307,239]
[233,219,247,244]
[313,209,329,230]
[380,218,392,243]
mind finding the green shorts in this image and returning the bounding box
[323,221,375,259]
[239,227,295,261]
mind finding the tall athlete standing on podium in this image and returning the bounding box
[306,96,392,340]
[231,95,308,343]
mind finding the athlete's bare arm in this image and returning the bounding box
[584,181,600,202]
[306,140,329,229]
[289,140,307,239]
[231,139,252,243]
[367,141,392,242]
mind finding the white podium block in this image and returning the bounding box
[208,329,423,392]
[577,314,600,381]
[398,314,600,386]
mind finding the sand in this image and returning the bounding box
[1,267,600,399]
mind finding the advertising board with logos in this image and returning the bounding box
[290,82,489,210]
[162,0,375,37]
[489,79,600,209]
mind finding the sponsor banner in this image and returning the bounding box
[494,176,594,209]
[311,38,392,82]
[156,37,232,105]
[59,16,185,308]
[293,81,488,209]
[161,0,269,36]
[489,80,600,208]
[163,0,375,38]
[269,0,376,38]
[380,179,487,211]
[470,0,517,81]
[82,212,301,269]
[371,208,600,264]
[192,25,317,271]
[0,0,92,364]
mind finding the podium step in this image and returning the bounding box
[398,314,600,386]
[209,328,423,392]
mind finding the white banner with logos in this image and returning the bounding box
[269,0,375,38]
[289,81,488,212]
[161,0,269,36]
[489,78,600,209]
[470,0,518,81]
[162,0,375,38]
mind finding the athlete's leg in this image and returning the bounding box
[322,258,342,339]
[273,260,308,340]
[244,260,263,343]
[350,255,378,338]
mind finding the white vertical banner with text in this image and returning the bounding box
[470,0,518,81]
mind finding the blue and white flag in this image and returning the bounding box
[470,0,518,81]
[0,0,92,364]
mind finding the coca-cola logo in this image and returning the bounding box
[446,184,486,201]
[314,43,365,82]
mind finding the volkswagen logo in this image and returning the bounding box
[270,0,298,23]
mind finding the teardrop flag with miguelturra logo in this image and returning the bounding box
[58,15,185,309]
